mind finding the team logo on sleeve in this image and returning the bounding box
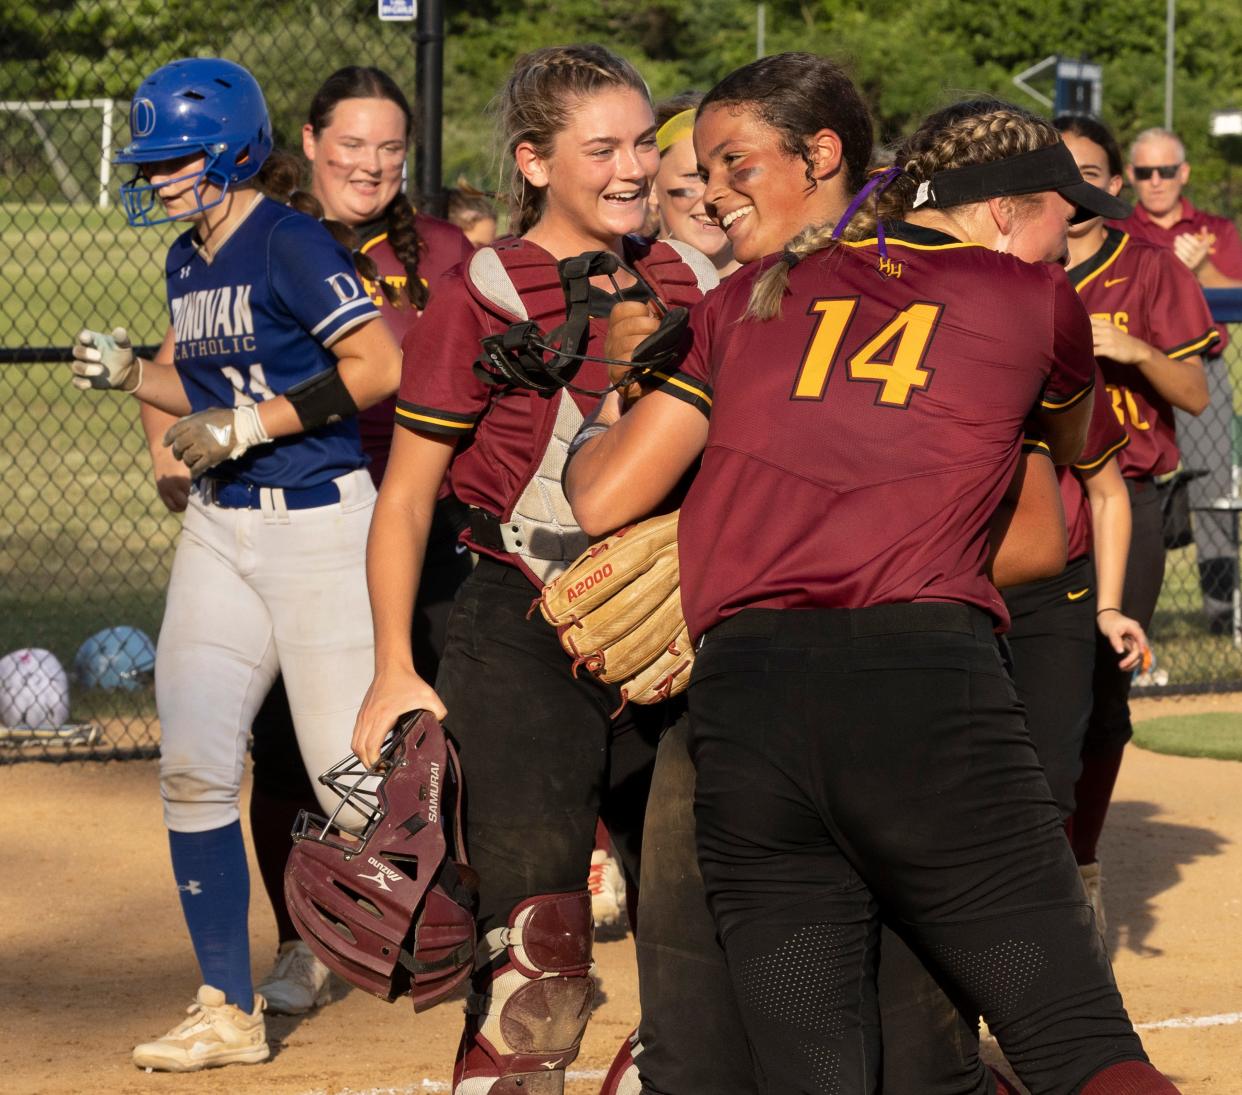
[131,98,157,138]
[325,272,363,304]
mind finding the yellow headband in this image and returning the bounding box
[656,108,696,154]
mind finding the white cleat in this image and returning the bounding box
[589,848,627,929]
[257,940,332,1015]
[131,985,268,1072]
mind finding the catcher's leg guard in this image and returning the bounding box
[599,1029,642,1095]
[454,891,595,1095]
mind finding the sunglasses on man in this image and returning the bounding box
[1131,164,1182,181]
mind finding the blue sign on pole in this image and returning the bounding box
[378,0,417,21]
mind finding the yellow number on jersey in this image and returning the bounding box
[847,302,941,406]
[791,298,858,400]
[792,298,942,406]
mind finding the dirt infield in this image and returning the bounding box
[2,699,1239,1094]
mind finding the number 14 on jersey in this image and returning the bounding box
[791,297,943,408]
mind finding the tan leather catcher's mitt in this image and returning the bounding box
[538,510,692,707]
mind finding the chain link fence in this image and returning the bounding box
[1,3,426,761]
[4,8,1242,761]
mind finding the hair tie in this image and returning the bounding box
[781,249,802,269]
[656,108,696,153]
[832,165,905,258]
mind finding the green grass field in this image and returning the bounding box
[1132,711,1242,760]
[1,362,174,734]
[0,202,176,348]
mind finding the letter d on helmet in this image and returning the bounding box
[115,57,273,228]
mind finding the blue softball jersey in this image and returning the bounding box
[164,196,380,488]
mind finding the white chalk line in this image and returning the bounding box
[1135,1010,1242,1031]
[298,1069,608,1095]
[297,1021,1242,1094]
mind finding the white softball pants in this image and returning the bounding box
[155,469,376,832]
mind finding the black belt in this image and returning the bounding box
[468,508,511,553]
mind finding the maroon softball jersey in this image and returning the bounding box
[655,222,1096,639]
[1059,366,1130,563]
[1070,227,1218,480]
[395,236,708,574]
[356,214,474,485]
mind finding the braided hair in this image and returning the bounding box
[297,66,428,310]
[497,44,651,236]
[747,98,1061,320]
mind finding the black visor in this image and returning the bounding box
[912,141,1130,224]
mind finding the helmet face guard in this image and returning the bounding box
[285,711,477,1010]
[474,249,690,397]
[118,149,232,228]
[114,57,273,228]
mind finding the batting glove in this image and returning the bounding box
[71,327,143,392]
[164,404,272,476]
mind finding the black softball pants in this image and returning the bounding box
[690,604,1147,1095]
[1083,477,1165,756]
[434,557,664,934]
[636,715,991,1095]
[1003,555,1098,820]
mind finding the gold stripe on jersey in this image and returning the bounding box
[1040,379,1094,414]
[360,232,390,254]
[843,237,986,253]
[1071,232,1129,293]
[1022,437,1052,458]
[1165,328,1220,360]
[395,400,477,434]
[1075,432,1129,472]
[649,369,713,416]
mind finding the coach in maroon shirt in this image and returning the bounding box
[1119,128,1242,288]
[1115,127,1242,629]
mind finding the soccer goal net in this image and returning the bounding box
[0,98,122,207]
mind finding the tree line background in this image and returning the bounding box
[3,0,1242,213]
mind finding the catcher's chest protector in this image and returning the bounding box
[465,237,716,586]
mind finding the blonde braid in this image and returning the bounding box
[747,101,1059,322]
[845,104,1061,244]
[744,220,841,321]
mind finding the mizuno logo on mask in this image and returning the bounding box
[359,856,404,891]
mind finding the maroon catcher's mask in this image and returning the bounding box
[284,711,477,1011]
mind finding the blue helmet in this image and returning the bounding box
[73,627,157,692]
[115,58,273,227]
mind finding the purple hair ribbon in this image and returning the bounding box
[832,165,904,258]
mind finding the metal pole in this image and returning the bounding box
[417,0,445,218]
[99,98,113,209]
[1164,0,1175,130]
[756,4,765,60]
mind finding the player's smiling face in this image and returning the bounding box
[1061,131,1123,238]
[694,103,841,264]
[654,137,730,261]
[522,87,659,247]
[141,153,220,222]
[304,97,408,227]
